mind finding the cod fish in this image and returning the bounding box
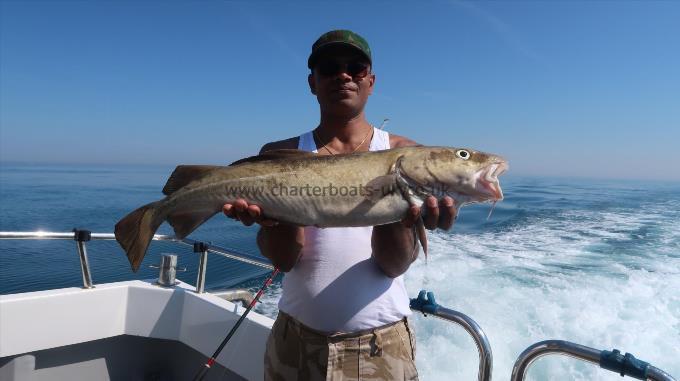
[115,146,507,271]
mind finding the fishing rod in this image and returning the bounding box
[192,268,280,381]
[378,118,390,130]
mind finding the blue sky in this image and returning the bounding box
[1,1,678,180]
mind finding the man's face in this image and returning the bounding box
[308,45,375,116]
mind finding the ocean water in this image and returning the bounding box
[1,164,678,380]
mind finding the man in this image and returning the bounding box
[223,30,456,380]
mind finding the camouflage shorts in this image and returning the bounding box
[264,311,418,381]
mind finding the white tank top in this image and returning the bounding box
[277,127,412,333]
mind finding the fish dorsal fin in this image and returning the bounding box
[162,165,221,195]
[229,149,315,166]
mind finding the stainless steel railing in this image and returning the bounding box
[511,340,676,381]
[410,290,493,381]
[0,230,273,292]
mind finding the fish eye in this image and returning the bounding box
[456,149,470,160]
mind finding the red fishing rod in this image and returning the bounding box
[193,268,280,381]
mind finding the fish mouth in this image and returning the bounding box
[475,161,508,201]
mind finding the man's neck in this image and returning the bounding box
[317,112,372,142]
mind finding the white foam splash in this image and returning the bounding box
[253,199,680,380]
[406,201,680,380]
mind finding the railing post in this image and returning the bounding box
[73,229,94,289]
[194,241,209,293]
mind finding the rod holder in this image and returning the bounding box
[73,228,94,289]
[155,254,179,287]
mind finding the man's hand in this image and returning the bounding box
[223,199,279,227]
[223,199,304,272]
[401,195,457,230]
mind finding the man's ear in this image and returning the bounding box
[308,73,317,95]
[367,73,376,95]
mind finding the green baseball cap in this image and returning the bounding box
[307,29,372,69]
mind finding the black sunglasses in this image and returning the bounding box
[316,60,370,78]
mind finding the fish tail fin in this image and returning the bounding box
[115,201,165,272]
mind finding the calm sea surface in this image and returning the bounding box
[1,164,678,380]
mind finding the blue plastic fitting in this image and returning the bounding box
[409,289,440,315]
[600,349,649,380]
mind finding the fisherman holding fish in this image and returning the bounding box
[114,28,505,380]
[224,30,457,381]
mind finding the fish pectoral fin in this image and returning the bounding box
[393,155,428,261]
[162,165,222,195]
[167,208,220,239]
[361,155,408,203]
[363,174,398,203]
[229,149,316,166]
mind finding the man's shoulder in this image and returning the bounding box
[389,133,419,148]
[260,137,300,154]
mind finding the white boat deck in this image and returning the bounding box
[0,279,273,380]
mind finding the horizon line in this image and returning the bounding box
[1,160,679,184]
